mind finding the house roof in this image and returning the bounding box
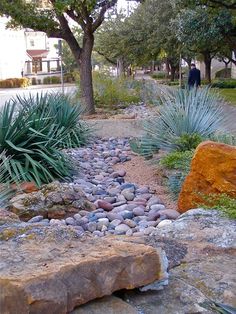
[26,50,49,58]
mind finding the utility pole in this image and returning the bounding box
[179,53,182,88]
[58,39,64,94]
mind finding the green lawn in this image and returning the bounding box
[218,89,236,106]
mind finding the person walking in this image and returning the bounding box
[188,63,201,88]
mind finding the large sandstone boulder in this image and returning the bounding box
[0,222,167,314]
[8,181,96,220]
[123,209,236,314]
[178,141,236,212]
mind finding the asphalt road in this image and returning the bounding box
[0,84,77,108]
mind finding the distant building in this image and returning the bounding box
[0,17,60,82]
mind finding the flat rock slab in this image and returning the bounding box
[141,209,236,313]
[71,295,138,314]
[0,224,166,314]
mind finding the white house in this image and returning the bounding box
[0,17,60,81]
[0,17,28,79]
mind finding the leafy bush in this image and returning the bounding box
[215,68,231,79]
[211,79,236,89]
[0,77,31,88]
[210,133,236,146]
[14,93,90,149]
[201,193,236,219]
[140,80,162,106]
[151,72,166,79]
[167,172,187,200]
[160,150,194,170]
[174,133,203,151]
[140,86,225,152]
[160,150,194,199]
[43,76,61,84]
[0,100,72,186]
[92,72,140,109]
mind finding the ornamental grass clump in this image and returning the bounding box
[14,93,90,148]
[0,101,71,186]
[0,93,90,186]
[139,86,226,152]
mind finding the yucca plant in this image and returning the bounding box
[137,86,226,153]
[13,92,90,148]
[0,100,72,186]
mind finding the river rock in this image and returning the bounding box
[0,225,166,314]
[97,200,114,211]
[115,224,131,235]
[158,209,180,220]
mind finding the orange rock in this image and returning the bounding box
[12,181,39,193]
[178,141,236,213]
[20,181,39,193]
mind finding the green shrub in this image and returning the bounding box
[43,76,61,84]
[0,77,31,88]
[151,72,166,80]
[211,79,236,89]
[160,150,194,199]
[92,72,140,109]
[160,150,194,170]
[167,172,187,200]
[174,133,203,151]
[140,80,161,106]
[201,193,236,219]
[210,133,236,146]
[139,86,225,152]
[215,68,231,79]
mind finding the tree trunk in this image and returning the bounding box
[65,31,95,114]
[79,33,95,114]
[203,52,212,83]
[166,59,170,78]
[117,58,125,77]
[170,65,176,81]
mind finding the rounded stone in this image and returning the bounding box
[93,230,104,237]
[106,212,124,222]
[157,219,173,228]
[50,219,63,225]
[94,213,107,219]
[158,209,180,220]
[103,196,116,204]
[114,224,131,235]
[97,200,114,212]
[147,211,161,221]
[79,210,90,217]
[147,196,163,208]
[27,215,44,223]
[97,218,109,230]
[65,217,76,225]
[74,213,82,221]
[87,222,97,232]
[110,219,122,228]
[120,210,134,220]
[124,219,137,228]
[133,207,145,216]
[150,204,166,212]
[126,229,133,236]
[144,226,156,235]
[122,191,135,201]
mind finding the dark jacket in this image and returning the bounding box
[188,68,201,87]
